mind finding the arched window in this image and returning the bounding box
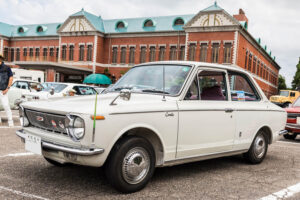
[18,27,24,33]
[37,26,43,32]
[144,19,154,27]
[174,18,184,26]
[116,22,125,29]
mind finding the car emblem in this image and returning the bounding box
[36,116,44,122]
[51,120,57,128]
[58,121,65,129]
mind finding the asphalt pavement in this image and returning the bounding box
[0,112,300,199]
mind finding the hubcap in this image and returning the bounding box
[253,135,266,159]
[122,147,150,184]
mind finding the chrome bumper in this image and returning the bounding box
[279,130,288,136]
[285,123,300,129]
[16,129,104,156]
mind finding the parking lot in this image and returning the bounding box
[0,112,300,200]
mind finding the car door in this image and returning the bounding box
[176,68,235,158]
[227,71,266,151]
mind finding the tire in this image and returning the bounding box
[283,133,297,140]
[244,131,268,164]
[44,157,66,167]
[105,136,156,193]
[282,102,291,108]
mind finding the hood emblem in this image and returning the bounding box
[36,116,44,122]
[51,120,57,128]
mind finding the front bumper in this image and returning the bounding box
[16,129,104,156]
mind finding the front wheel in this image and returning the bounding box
[105,136,156,193]
[244,131,268,164]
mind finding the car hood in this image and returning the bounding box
[21,93,177,115]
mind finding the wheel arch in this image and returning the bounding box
[256,125,273,144]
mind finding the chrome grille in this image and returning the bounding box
[25,109,67,135]
[287,113,300,119]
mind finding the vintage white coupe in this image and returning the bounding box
[17,61,287,193]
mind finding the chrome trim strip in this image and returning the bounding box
[16,130,104,156]
[286,123,300,129]
[162,149,248,167]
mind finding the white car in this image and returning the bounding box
[20,82,98,101]
[17,61,287,193]
[0,79,43,111]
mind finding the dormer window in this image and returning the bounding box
[144,19,154,27]
[56,24,61,30]
[37,26,43,32]
[18,27,24,33]
[174,18,184,26]
[116,21,125,29]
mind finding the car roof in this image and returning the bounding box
[13,79,40,83]
[43,82,93,87]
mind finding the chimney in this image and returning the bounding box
[233,8,248,25]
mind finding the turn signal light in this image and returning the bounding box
[90,115,105,120]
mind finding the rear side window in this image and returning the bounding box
[228,72,260,101]
[290,92,295,97]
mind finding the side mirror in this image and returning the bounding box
[120,89,131,101]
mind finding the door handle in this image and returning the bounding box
[225,108,234,113]
[165,112,174,117]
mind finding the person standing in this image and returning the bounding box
[0,54,14,127]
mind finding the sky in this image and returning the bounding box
[0,0,299,87]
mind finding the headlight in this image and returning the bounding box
[66,115,85,141]
[19,106,29,127]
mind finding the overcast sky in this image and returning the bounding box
[0,0,299,87]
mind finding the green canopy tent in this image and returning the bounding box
[83,74,112,85]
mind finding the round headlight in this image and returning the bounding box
[66,115,85,141]
[19,107,29,127]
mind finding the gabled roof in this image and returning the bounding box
[71,9,105,32]
[201,1,223,12]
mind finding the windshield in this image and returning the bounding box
[279,91,289,97]
[43,83,68,93]
[107,65,192,95]
[73,86,97,95]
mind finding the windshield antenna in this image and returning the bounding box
[162,66,166,101]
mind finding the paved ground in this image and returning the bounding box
[0,124,300,200]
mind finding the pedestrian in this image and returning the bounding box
[0,54,14,127]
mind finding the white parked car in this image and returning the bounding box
[0,79,43,111]
[17,61,287,193]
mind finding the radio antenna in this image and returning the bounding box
[162,65,166,101]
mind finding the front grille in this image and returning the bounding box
[25,109,67,135]
[287,113,300,119]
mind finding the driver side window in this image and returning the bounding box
[185,70,228,101]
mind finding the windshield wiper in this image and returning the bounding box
[142,89,169,94]
[113,86,133,91]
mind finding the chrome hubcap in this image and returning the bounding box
[122,147,150,184]
[254,135,266,158]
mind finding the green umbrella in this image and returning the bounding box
[83,74,112,85]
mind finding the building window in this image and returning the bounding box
[260,62,263,77]
[179,46,185,61]
[62,46,66,61]
[87,45,93,61]
[253,57,257,73]
[69,45,74,61]
[29,48,33,57]
[256,60,260,75]
[116,21,125,29]
[10,48,14,62]
[159,46,165,61]
[37,26,43,32]
[112,47,118,64]
[174,18,184,26]
[23,48,27,57]
[43,48,48,60]
[245,51,248,69]
[144,19,154,27]
[211,43,219,63]
[169,46,177,60]
[3,48,8,61]
[79,45,84,61]
[129,47,135,64]
[223,43,232,63]
[56,47,59,61]
[140,46,146,63]
[35,48,40,58]
[188,43,196,61]
[49,48,54,57]
[18,27,24,33]
[248,54,252,71]
[120,47,126,64]
[16,49,20,61]
[200,43,208,62]
[149,46,156,62]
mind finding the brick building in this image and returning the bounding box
[0,2,280,97]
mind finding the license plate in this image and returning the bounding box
[25,134,42,155]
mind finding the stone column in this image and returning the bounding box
[93,35,98,74]
[0,39,3,54]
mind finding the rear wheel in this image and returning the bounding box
[244,131,268,164]
[282,102,291,108]
[105,136,156,193]
[283,133,297,140]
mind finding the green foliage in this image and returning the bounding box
[278,75,287,91]
[292,60,300,89]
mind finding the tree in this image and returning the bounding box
[278,75,287,91]
[291,58,300,89]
